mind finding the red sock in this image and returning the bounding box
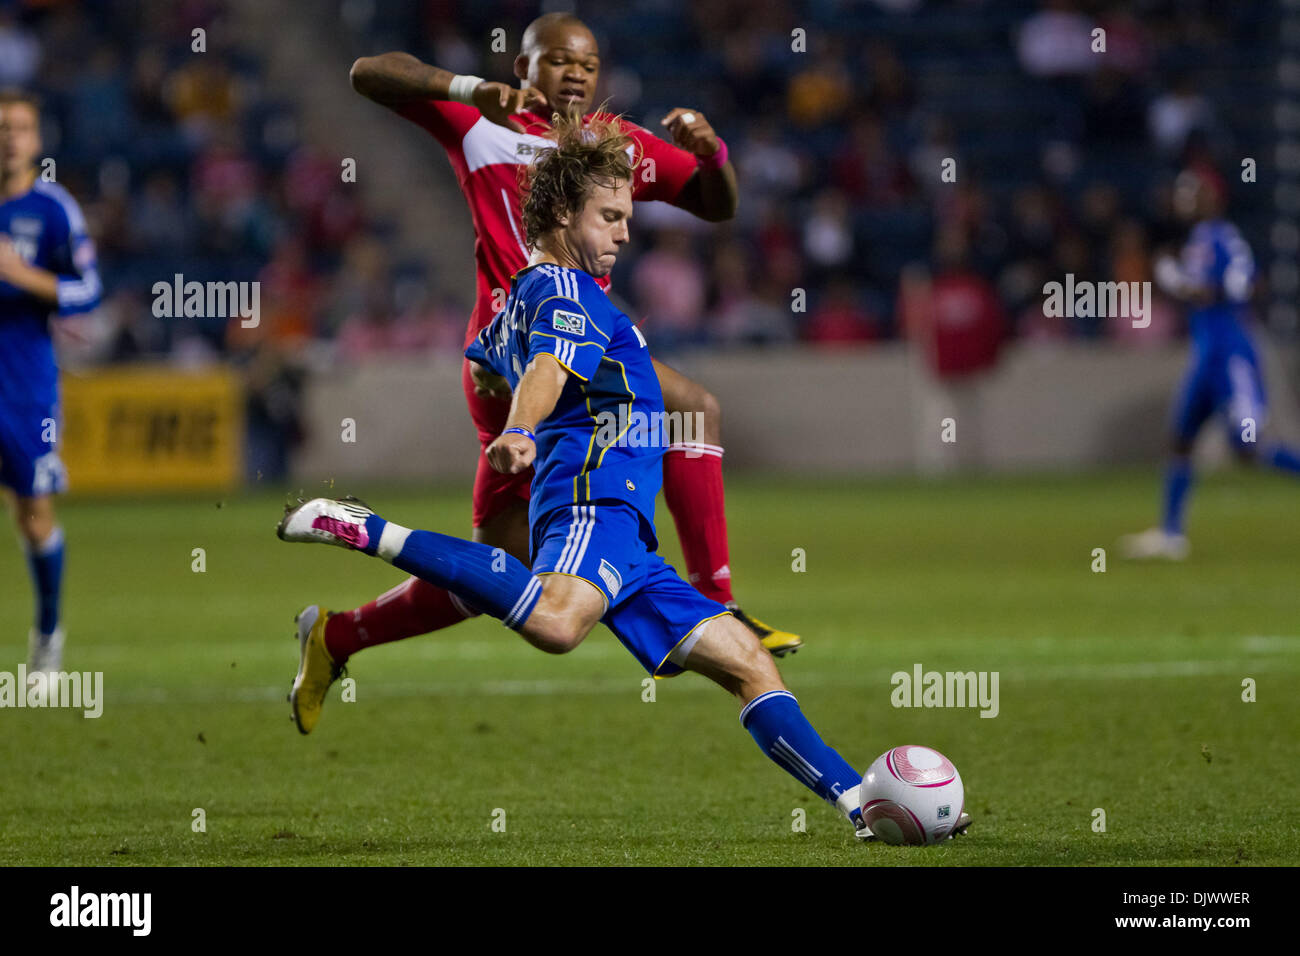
[324,577,478,662]
[662,443,734,605]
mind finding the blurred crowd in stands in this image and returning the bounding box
[3,0,1274,368]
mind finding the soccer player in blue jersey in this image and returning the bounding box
[279,113,970,840]
[1122,169,1300,559]
[0,90,102,675]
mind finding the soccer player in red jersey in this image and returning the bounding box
[287,13,800,733]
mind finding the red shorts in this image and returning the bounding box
[462,358,532,527]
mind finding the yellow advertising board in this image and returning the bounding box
[59,366,243,492]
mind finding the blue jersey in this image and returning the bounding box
[1180,219,1255,356]
[1169,220,1269,445]
[0,178,102,407]
[466,262,664,535]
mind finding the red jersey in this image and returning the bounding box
[394,100,701,345]
[898,270,1005,378]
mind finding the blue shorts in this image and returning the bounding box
[0,401,67,497]
[530,501,732,677]
[1172,349,1267,447]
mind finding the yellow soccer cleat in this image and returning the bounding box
[289,605,343,735]
[727,605,803,657]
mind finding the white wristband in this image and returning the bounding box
[448,74,485,105]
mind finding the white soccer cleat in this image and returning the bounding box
[27,627,65,705]
[1119,528,1189,561]
[277,496,375,551]
[27,626,64,674]
[837,784,875,841]
[950,811,973,838]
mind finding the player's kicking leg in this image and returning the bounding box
[653,357,801,655]
[679,613,970,840]
[654,606,868,834]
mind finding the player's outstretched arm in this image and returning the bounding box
[659,107,738,222]
[485,353,568,474]
[350,52,546,133]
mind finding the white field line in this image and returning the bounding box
[70,652,1300,706]
[37,633,1300,665]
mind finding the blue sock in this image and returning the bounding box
[360,514,542,628]
[740,690,861,810]
[25,526,64,636]
[1262,442,1300,476]
[1161,458,1194,535]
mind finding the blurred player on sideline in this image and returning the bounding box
[1122,169,1300,559]
[285,13,801,734]
[0,90,102,674]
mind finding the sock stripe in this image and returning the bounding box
[503,576,543,628]
[772,752,818,788]
[774,736,824,783]
[503,577,541,627]
[739,689,796,727]
[772,739,821,788]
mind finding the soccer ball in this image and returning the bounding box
[860,745,964,845]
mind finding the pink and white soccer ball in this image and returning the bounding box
[860,745,964,845]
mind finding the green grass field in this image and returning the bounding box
[2,470,1297,866]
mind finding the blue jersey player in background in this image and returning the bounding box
[278,113,970,840]
[1123,169,1300,560]
[0,90,102,676]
